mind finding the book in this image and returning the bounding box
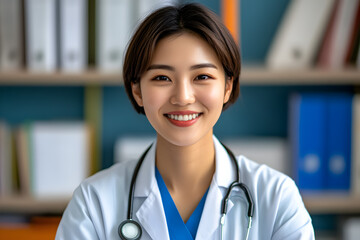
[266,0,335,69]
[222,138,289,176]
[115,136,156,163]
[221,0,240,44]
[59,0,88,72]
[343,218,360,240]
[15,125,31,196]
[0,0,23,71]
[290,93,327,190]
[29,122,90,199]
[326,94,352,190]
[25,0,57,72]
[323,0,360,68]
[352,94,360,195]
[0,122,13,196]
[344,2,360,65]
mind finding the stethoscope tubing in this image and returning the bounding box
[120,142,254,240]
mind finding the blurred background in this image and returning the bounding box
[0,0,360,239]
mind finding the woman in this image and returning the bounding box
[56,3,314,240]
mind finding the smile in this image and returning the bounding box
[164,112,202,127]
[166,113,200,121]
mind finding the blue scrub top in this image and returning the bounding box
[155,167,209,240]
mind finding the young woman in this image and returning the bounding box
[56,3,314,240]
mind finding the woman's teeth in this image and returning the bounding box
[167,113,200,121]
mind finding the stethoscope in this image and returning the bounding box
[118,143,254,240]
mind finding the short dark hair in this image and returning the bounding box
[123,3,241,114]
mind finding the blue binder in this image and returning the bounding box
[326,94,352,190]
[291,94,327,190]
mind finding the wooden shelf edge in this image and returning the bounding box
[0,70,123,86]
[0,196,70,215]
[303,193,360,214]
[2,193,360,215]
[0,68,359,86]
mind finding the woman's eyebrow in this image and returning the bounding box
[190,63,218,70]
[147,63,218,71]
[147,64,175,71]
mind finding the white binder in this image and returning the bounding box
[0,0,23,71]
[136,0,175,23]
[59,0,87,72]
[30,122,90,198]
[266,0,335,69]
[96,0,135,72]
[25,0,57,72]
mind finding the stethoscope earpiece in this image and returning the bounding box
[118,219,142,240]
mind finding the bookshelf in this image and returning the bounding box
[0,66,360,217]
[1,66,360,216]
[0,67,359,86]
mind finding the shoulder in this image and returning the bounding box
[237,155,292,193]
[237,155,314,239]
[78,160,137,195]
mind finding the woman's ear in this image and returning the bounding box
[131,82,143,107]
[223,77,234,104]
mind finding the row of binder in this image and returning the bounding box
[267,0,360,69]
[0,0,175,73]
[290,93,360,193]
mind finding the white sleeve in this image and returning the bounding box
[271,178,315,240]
[55,185,100,240]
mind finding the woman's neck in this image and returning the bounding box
[155,131,215,194]
[155,131,216,222]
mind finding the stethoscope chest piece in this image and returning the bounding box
[118,219,142,240]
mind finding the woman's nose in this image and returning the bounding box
[170,81,196,106]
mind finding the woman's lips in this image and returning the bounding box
[164,111,202,127]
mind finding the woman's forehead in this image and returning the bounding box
[150,32,222,69]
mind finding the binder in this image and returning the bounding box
[0,0,23,70]
[30,122,90,198]
[136,0,175,22]
[352,95,360,195]
[25,0,57,72]
[59,0,87,72]
[325,0,360,68]
[266,0,335,69]
[290,94,327,190]
[326,94,352,190]
[96,0,134,72]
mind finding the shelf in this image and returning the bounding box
[303,193,360,214]
[0,67,359,86]
[1,193,360,215]
[0,69,122,86]
[0,196,69,215]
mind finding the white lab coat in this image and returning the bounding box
[56,136,315,240]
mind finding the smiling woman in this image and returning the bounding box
[56,3,315,240]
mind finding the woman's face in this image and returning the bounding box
[132,32,233,147]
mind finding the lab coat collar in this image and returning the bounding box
[133,136,237,239]
[134,141,170,239]
[195,136,237,239]
[213,136,237,188]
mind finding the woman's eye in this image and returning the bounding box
[153,75,170,81]
[195,75,211,81]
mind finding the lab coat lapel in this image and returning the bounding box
[133,143,170,240]
[195,137,236,239]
